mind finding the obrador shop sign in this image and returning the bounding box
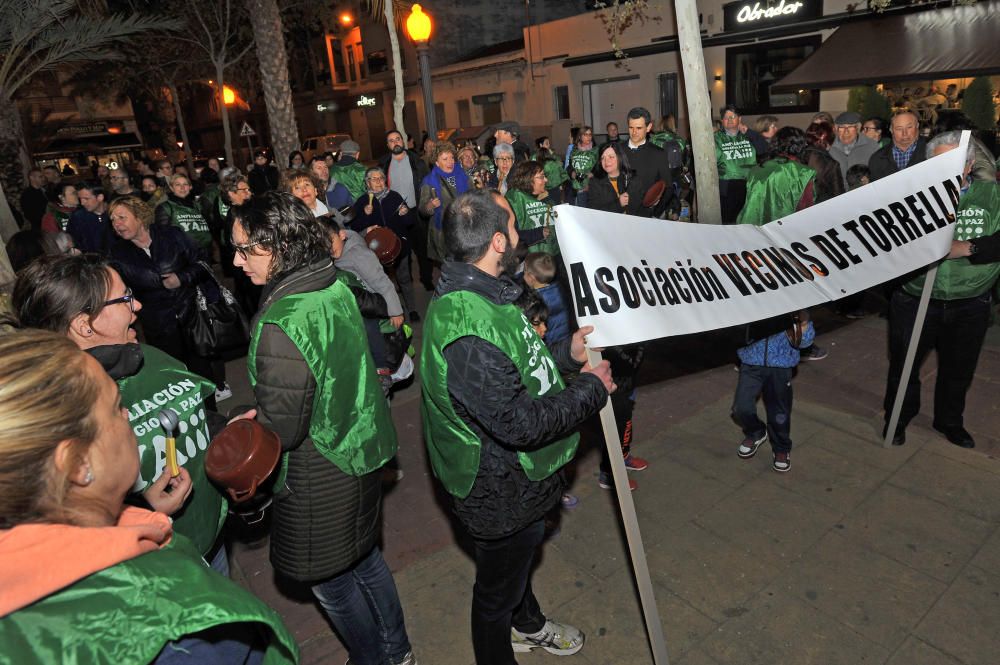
[555,134,967,348]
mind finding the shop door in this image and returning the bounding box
[481,102,502,126]
[582,76,641,130]
[365,106,388,159]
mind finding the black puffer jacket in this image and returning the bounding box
[252,259,382,582]
[438,262,608,539]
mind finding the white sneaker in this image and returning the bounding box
[511,619,585,655]
[215,383,233,402]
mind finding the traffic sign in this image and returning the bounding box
[239,122,256,137]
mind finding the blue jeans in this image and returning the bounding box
[207,541,230,577]
[311,546,411,665]
[155,623,264,664]
[732,365,794,454]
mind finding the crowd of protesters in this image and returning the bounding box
[2,96,999,665]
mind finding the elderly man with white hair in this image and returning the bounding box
[883,130,1000,449]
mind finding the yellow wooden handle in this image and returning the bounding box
[166,436,180,477]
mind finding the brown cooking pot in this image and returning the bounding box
[205,419,281,504]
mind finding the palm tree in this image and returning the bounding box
[245,0,299,167]
[0,0,178,246]
[365,0,409,143]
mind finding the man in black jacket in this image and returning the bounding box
[868,110,926,181]
[420,189,614,665]
[625,107,674,217]
[379,129,433,291]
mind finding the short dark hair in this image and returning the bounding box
[626,107,651,125]
[444,190,511,263]
[200,166,220,185]
[11,254,113,333]
[804,121,835,150]
[514,286,549,327]
[606,121,618,131]
[509,160,544,195]
[524,252,557,284]
[720,103,741,118]
[846,164,871,190]
[287,150,304,168]
[385,129,404,142]
[75,181,104,198]
[535,136,549,149]
[230,192,331,282]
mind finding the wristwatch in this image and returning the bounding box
[968,240,979,256]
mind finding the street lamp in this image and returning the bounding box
[406,4,436,140]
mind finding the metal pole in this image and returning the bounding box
[587,348,671,664]
[673,0,721,224]
[417,42,437,140]
[883,266,937,448]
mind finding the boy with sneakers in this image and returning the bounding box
[733,310,814,472]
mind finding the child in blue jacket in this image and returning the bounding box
[733,310,814,473]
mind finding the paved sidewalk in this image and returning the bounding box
[227,307,1000,665]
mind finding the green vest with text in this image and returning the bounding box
[120,345,225,555]
[736,158,816,226]
[506,188,560,256]
[903,180,1000,300]
[650,130,687,153]
[419,290,579,498]
[0,532,298,665]
[715,132,756,181]
[331,162,368,200]
[569,147,597,191]
[247,279,397,476]
[161,199,211,251]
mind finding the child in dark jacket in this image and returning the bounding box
[733,310,815,472]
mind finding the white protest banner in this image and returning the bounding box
[554,133,969,348]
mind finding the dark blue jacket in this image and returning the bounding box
[110,224,214,336]
[67,208,113,255]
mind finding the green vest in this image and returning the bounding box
[120,345,225,555]
[331,162,368,200]
[715,132,757,181]
[247,279,397,476]
[161,199,211,251]
[650,130,687,152]
[419,289,580,498]
[736,158,816,226]
[506,188,560,256]
[0,531,298,665]
[903,180,1000,300]
[533,153,569,188]
[569,147,597,191]
[45,202,71,231]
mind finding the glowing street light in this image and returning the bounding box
[222,85,237,105]
[406,4,436,139]
[339,12,353,26]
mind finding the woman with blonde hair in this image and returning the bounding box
[283,169,330,217]
[155,173,212,256]
[108,196,221,405]
[0,330,297,664]
[419,140,469,266]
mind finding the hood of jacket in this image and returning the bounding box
[258,258,338,317]
[435,261,522,306]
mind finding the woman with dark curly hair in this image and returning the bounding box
[803,121,846,203]
[231,192,415,665]
[736,126,816,226]
[586,141,643,216]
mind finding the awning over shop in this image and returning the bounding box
[772,1,1000,92]
[36,132,143,157]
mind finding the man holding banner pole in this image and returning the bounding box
[883,130,1000,449]
[419,189,615,664]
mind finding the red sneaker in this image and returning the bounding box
[623,455,648,471]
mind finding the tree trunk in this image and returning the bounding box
[167,82,196,176]
[246,0,300,167]
[217,69,235,166]
[0,181,18,290]
[0,97,30,239]
[157,86,183,164]
[384,1,407,143]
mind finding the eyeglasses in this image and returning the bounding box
[233,239,265,259]
[104,287,136,312]
[862,126,878,132]
[234,186,251,193]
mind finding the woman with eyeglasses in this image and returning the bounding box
[0,329,297,664]
[106,196,222,408]
[231,192,416,665]
[6,253,238,579]
[506,160,559,255]
[862,117,889,148]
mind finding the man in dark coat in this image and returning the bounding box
[868,110,927,181]
[420,189,614,664]
[19,169,49,229]
[625,106,675,217]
